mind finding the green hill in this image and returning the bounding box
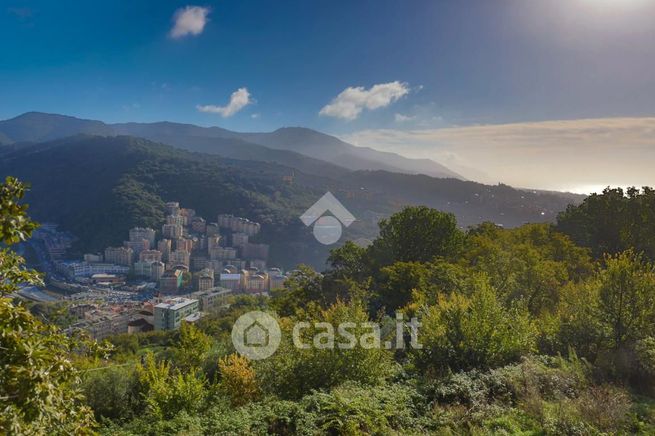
[0,134,582,267]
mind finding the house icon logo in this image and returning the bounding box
[244,320,269,347]
[300,192,356,245]
[232,311,281,360]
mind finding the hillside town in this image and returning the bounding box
[18,202,291,339]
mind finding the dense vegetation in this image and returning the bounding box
[4,178,655,434]
[0,135,580,268]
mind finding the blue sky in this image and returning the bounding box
[2,0,655,191]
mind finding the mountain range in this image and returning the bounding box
[0,112,583,267]
[0,112,461,180]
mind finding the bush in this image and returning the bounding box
[258,300,394,399]
[414,278,537,374]
[81,364,141,421]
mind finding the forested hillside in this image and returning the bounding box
[4,183,655,434]
[0,135,581,267]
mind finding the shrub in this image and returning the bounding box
[216,354,260,407]
[414,278,537,374]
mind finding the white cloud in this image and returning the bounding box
[341,117,655,192]
[319,81,410,120]
[170,6,210,39]
[394,113,415,123]
[251,113,260,119]
[197,88,253,117]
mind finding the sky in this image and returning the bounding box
[1,0,655,192]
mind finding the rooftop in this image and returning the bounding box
[154,297,197,310]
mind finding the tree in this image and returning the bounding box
[270,265,325,316]
[597,251,655,349]
[172,322,212,372]
[377,262,432,312]
[464,222,592,314]
[368,206,464,267]
[0,177,98,434]
[557,187,655,260]
[258,300,394,399]
[414,277,537,373]
[136,353,207,420]
[216,354,260,407]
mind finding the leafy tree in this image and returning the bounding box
[172,322,212,372]
[0,176,98,434]
[557,187,655,260]
[135,353,206,420]
[464,222,592,314]
[377,262,433,312]
[270,265,325,316]
[368,206,464,267]
[556,280,606,360]
[415,277,537,373]
[259,300,394,399]
[597,251,655,349]
[216,354,260,407]
[326,241,368,279]
[81,365,141,422]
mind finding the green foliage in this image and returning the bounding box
[377,261,433,312]
[135,353,207,419]
[597,250,655,348]
[258,300,394,399]
[216,354,260,407]
[415,278,537,373]
[172,322,213,372]
[0,176,38,245]
[81,365,141,422]
[557,186,655,260]
[3,187,654,434]
[368,205,464,267]
[270,265,325,316]
[0,177,100,435]
[464,222,593,314]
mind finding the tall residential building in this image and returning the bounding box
[104,246,133,267]
[123,239,149,259]
[154,297,199,330]
[191,217,206,233]
[190,288,231,311]
[219,273,242,291]
[174,237,194,252]
[83,253,103,263]
[158,239,172,262]
[167,214,186,227]
[129,227,156,247]
[269,272,287,291]
[232,232,248,247]
[165,202,180,216]
[217,215,260,236]
[159,269,184,293]
[245,271,268,293]
[150,261,165,282]
[190,256,209,272]
[207,235,222,251]
[133,261,153,278]
[139,249,162,263]
[194,268,215,292]
[209,246,237,260]
[162,223,183,239]
[169,249,190,268]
